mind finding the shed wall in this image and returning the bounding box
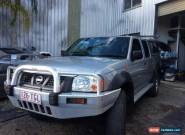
[80,0,157,38]
[0,0,68,56]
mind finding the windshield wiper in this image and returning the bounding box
[95,55,124,59]
[70,51,90,56]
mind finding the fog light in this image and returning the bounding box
[67,98,87,104]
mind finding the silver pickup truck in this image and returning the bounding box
[5,36,160,135]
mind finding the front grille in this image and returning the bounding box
[18,100,52,115]
[19,72,54,91]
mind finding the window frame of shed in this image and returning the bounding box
[123,0,142,11]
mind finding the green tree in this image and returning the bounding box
[0,0,37,31]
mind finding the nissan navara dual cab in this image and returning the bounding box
[5,36,160,135]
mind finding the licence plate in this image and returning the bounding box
[20,91,41,105]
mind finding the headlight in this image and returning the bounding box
[72,75,104,92]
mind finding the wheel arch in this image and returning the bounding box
[109,71,134,105]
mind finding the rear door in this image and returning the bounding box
[141,40,153,84]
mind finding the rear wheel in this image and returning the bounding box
[148,74,159,97]
[105,90,126,135]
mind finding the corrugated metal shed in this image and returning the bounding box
[0,0,172,56]
[0,0,68,56]
[80,0,156,37]
[0,6,12,48]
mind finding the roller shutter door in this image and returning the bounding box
[158,0,185,16]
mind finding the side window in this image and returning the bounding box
[131,39,143,61]
[142,41,150,58]
[148,42,154,54]
[152,42,160,54]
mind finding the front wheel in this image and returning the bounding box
[105,90,126,135]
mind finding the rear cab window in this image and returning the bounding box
[148,41,160,54]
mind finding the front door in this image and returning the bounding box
[129,38,146,94]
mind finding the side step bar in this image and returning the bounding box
[134,83,153,103]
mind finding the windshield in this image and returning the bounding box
[66,37,130,59]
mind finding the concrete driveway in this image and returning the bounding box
[0,82,185,135]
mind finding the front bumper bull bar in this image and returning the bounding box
[8,87,121,119]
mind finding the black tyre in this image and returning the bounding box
[148,73,159,97]
[105,90,126,135]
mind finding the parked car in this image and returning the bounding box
[5,36,160,135]
[0,48,51,99]
[39,52,52,58]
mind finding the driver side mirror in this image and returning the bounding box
[131,50,143,61]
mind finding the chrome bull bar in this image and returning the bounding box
[7,65,61,93]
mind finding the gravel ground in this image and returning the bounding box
[0,82,185,135]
